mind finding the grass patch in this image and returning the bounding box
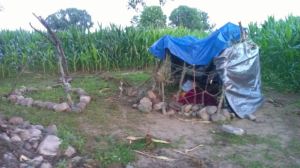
[214,132,281,147]
[287,138,300,157]
[58,126,86,153]
[93,135,172,167]
[111,71,151,85]
[228,154,269,168]
[25,87,66,102]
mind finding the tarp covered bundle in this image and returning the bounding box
[214,41,264,118]
[148,22,263,118]
[149,22,241,65]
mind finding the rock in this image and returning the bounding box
[184,104,193,113]
[20,163,29,168]
[53,102,70,112]
[76,102,87,111]
[19,86,27,92]
[24,142,32,150]
[1,152,18,167]
[10,134,21,142]
[22,121,31,129]
[25,98,34,107]
[45,102,56,110]
[46,125,58,135]
[153,102,166,111]
[165,109,176,116]
[138,97,152,112]
[27,87,38,92]
[64,146,76,157]
[205,106,218,115]
[191,104,201,111]
[184,111,191,117]
[126,164,134,168]
[147,90,157,100]
[80,96,91,104]
[245,114,256,121]
[19,129,31,141]
[31,140,39,149]
[191,111,197,117]
[74,88,87,96]
[151,98,162,105]
[29,156,44,167]
[198,109,210,121]
[71,106,83,113]
[9,116,24,125]
[12,89,22,95]
[16,95,24,99]
[18,98,27,106]
[40,162,52,168]
[132,104,138,108]
[33,100,42,107]
[211,113,226,122]
[221,109,231,120]
[28,128,42,139]
[32,125,44,130]
[0,133,10,141]
[71,156,82,163]
[168,101,182,111]
[8,94,18,103]
[38,135,61,156]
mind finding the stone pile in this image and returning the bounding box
[7,86,91,113]
[134,90,234,122]
[0,115,95,168]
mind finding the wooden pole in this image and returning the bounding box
[176,62,186,101]
[193,65,196,104]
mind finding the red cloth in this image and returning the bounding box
[178,89,217,105]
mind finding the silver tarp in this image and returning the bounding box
[214,41,264,118]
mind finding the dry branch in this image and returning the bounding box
[31,13,73,105]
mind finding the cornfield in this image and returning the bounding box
[0,25,206,77]
[249,15,300,92]
[1,17,299,92]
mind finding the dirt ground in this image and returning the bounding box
[111,90,300,168]
[1,73,299,168]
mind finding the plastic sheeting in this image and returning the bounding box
[149,22,241,65]
[214,41,264,118]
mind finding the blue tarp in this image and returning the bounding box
[149,22,241,65]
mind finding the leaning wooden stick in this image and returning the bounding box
[134,150,175,161]
[31,13,73,105]
[176,62,186,101]
[217,88,225,114]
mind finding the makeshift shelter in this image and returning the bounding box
[149,22,263,118]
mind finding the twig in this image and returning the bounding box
[134,150,175,161]
[184,144,204,153]
[173,149,203,166]
[126,136,170,144]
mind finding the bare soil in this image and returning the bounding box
[101,90,300,168]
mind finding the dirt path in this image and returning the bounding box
[129,91,300,168]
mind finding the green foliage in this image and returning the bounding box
[249,16,300,92]
[169,5,213,31]
[136,6,166,28]
[127,0,166,10]
[58,127,86,152]
[0,26,206,78]
[45,8,93,31]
